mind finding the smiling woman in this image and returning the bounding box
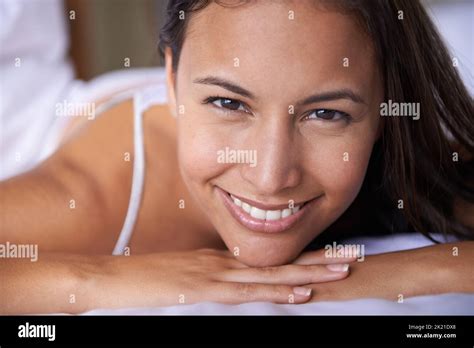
[0,0,473,314]
[161,0,473,265]
[166,0,385,266]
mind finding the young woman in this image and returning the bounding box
[1,0,473,314]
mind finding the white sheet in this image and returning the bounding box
[83,233,474,315]
[84,294,474,315]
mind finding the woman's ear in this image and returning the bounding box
[165,47,177,117]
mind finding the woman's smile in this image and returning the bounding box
[216,186,322,234]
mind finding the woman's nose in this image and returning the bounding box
[240,116,302,196]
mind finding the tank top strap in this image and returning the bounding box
[112,84,167,255]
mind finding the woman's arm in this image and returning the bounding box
[0,249,356,314]
[0,253,101,314]
[309,241,474,301]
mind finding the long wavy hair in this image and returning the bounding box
[159,0,474,241]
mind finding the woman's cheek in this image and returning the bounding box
[177,115,229,185]
[313,138,373,210]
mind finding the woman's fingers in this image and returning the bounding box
[216,263,350,285]
[292,248,358,265]
[213,282,313,304]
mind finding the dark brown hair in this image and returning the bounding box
[159,0,474,241]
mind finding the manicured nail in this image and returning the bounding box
[327,263,349,272]
[293,287,312,297]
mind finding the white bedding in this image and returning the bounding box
[85,294,474,315]
[83,233,474,315]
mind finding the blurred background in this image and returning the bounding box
[0,0,473,181]
[66,0,166,80]
[66,0,474,82]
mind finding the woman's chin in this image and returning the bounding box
[232,246,301,267]
[216,227,311,267]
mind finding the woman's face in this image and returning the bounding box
[168,0,383,267]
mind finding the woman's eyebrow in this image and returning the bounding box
[193,76,255,99]
[193,76,366,105]
[297,89,366,106]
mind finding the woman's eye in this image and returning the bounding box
[209,97,247,112]
[305,109,349,121]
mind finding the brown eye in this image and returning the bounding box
[306,109,349,121]
[211,98,247,112]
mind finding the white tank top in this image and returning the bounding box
[111,84,167,255]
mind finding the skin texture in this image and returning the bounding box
[0,1,472,313]
[171,1,383,266]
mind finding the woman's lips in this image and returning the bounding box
[216,186,319,234]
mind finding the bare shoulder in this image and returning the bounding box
[54,99,199,252]
[45,99,138,251]
[0,100,139,253]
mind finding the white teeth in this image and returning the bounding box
[230,194,302,221]
[281,208,292,218]
[241,202,251,213]
[266,210,282,221]
[231,195,242,207]
[250,207,266,219]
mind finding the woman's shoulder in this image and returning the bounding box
[51,97,190,249]
[49,99,138,233]
[55,97,177,187]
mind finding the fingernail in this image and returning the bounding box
[293,286,312,297]
[327,263,349,272]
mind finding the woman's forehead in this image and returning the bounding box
[180,0,379,102]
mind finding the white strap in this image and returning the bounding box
[112,92,146,255]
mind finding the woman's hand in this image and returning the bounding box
[94,248,355,309]
[307,241,474,302]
